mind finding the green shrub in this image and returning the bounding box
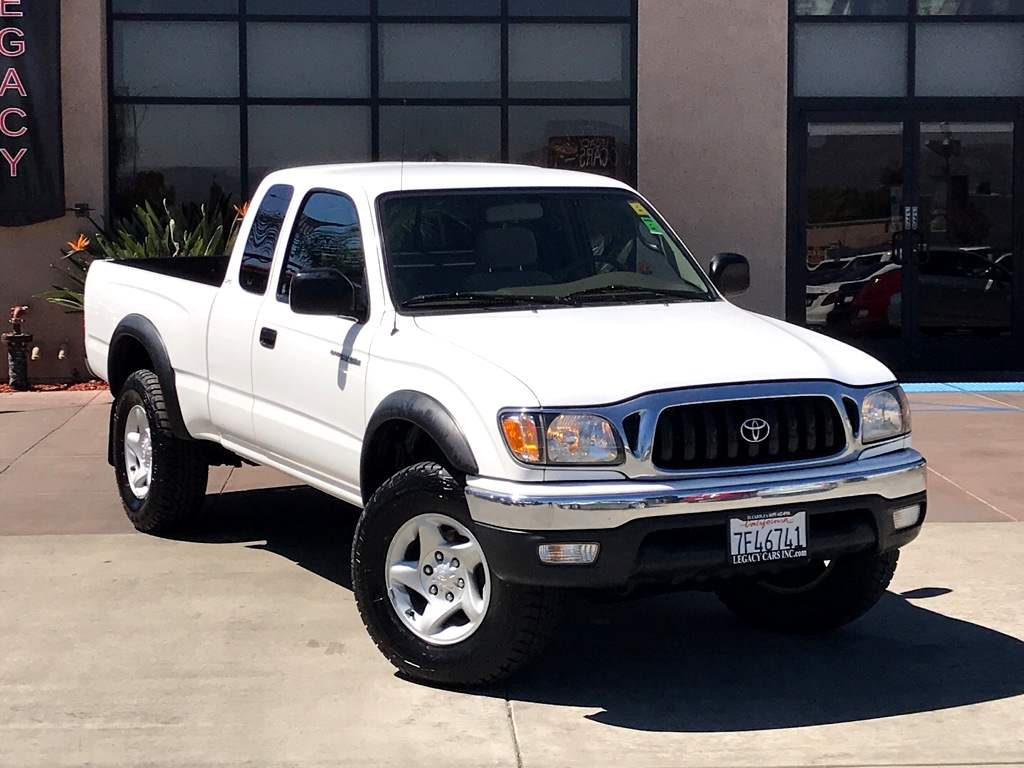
[39,198,246,313]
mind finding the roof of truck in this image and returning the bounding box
[259,162,634,198]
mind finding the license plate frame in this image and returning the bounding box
[728,510,809,566]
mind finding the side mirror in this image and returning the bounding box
[289,268,358,317]
[708,252,750,296]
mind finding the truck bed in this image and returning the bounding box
[115,256,230,287]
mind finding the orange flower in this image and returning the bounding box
[66,234,90,252]
[233,201,250,221]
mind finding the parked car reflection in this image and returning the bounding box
[820,248,1012,338]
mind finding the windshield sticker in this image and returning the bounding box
[640,215,665,236]
[628,201,650,216]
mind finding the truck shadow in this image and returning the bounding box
[175,485,1024,733]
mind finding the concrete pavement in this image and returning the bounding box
[1,389,1022,767]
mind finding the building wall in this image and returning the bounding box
[0,0,106,382]
[637,0,788,318]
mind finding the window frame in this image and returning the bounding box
[278,187,371,322]
[106,0,639,217]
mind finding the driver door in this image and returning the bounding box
[250,190,372,499]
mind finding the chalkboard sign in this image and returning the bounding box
[0,0,64,227]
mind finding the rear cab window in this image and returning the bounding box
[239,184,294,294]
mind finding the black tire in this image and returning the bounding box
[715,549,899,633]
[112,369,208,534]
[352,461,561,687]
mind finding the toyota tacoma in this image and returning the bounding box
[84,163,927,685]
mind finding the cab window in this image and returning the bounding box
[239,184,293,294]
[278,191,366,311]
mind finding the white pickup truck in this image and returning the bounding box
[85,163,927,685]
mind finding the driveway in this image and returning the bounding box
[1,389,1022,767]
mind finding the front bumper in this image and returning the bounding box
[466,449,927,588]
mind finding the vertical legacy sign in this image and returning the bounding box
[0,0,63,227]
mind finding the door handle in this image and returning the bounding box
[259,327,277,349]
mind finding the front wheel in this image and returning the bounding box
[715,549,899,633]
[352,462,560,686]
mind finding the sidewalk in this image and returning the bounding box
[1,389,1022,767]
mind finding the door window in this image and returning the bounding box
[278,192,367,307]
[803,123,904,342]
[917,122,1014,336]
[239,184,293,294]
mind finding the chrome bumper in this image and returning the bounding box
[465,449,926,531]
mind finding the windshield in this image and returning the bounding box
[378,189,715,311]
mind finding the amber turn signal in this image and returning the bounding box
[500,413,542,464]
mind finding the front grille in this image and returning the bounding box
[651,396,847,470]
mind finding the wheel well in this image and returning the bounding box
[361,419,452,505]
[108,336,153,397]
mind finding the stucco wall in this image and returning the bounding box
[637,0,788,317]
[0,0,106,382]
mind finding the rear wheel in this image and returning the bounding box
[112,370,208,534]
[352,461,560,686]
[715,549,899,633]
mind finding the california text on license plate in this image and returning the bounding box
[728,511,808,565]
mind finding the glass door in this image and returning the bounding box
[906,118,1019,372]
[794,111,1022,376]
[796,118,910,372]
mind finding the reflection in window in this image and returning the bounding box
[379,0,499,13]
[113,104,241,217]
[794,24,907,96]
[917,0,1024,13]
[113,22,238,98]
[795,0,906,13]
[113,0,236,11]
[916,24,1024,96]
[380,106,500,162]
[240,185,293,295]
[509,0,630,14]
[803,123,904,341]
[280,193,366,303]
[509,24,630,99]
[247,24,369,98]
[917,123,1014,336]
[246,0,368,12]
[379,24,500,98]
[509,106,632,181]
[248,106,370,186]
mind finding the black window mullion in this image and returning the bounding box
[500,0,509,163]
[629,0,638,186]
[370,0,380,161]
[906,10,916,98]
[239,0,249,198]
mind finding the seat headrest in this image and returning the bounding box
[475,227,538,270]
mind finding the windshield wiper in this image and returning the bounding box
[400,291,572,309]
[563,285,711,303]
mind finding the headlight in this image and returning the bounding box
[861,386,911,443]
[500,412,623,465]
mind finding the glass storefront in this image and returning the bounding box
[108,0,637,217]
[789,1,1024,375]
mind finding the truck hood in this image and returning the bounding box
[413,301,895,406]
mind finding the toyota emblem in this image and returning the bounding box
[740,417,770,444]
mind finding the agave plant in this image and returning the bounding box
[39,197,246,313]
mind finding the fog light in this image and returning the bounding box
[892,504,922,530]
[538,543,600,565]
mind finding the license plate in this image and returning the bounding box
[729,511,808,565]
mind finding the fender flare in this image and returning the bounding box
[108,314,189,440]
[362,390,479,500]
